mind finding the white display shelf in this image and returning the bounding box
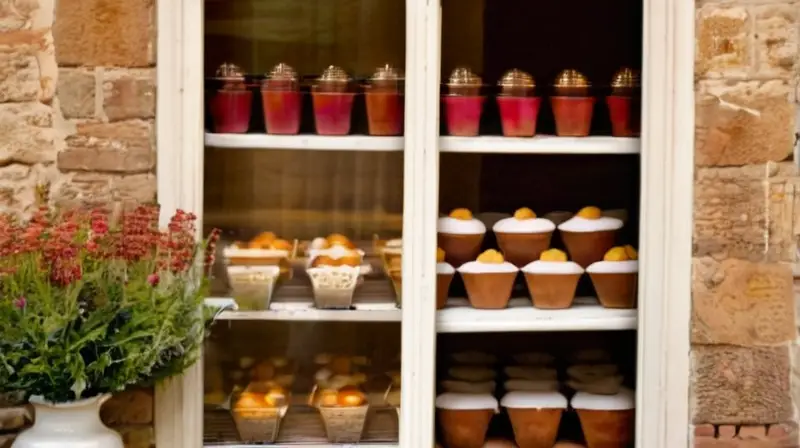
[205,132,404,151]
[439,135,640,154]
[212,304,401,322]
[206,445,396,448]
[436,297,638,333]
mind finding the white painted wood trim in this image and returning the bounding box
[636,0,693,447]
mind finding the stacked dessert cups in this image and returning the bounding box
[223,232,295,310]
[492,207,555,268]
[521,248,584,309]
[364,64,404,136]
[496,69,540,137]
[586,246,639,309]
[606,68,641,137]
[458,250,519,309]
[306,234,367,309]
[261,62,302,135]
[311,354,371,443]
[550,69,595,137]
[210,63,252,134]
[436,393,499,448]
[443,67,485,136]
[312,65,356,135]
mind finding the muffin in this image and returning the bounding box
[317,385,369,443]
[586,245,638,309]
[571,388,635,448]
[501,391,567,448]
[458,249,519,309]
[436,393,499,448]
[231,384,289,442]
[521,249,584,309]
[438,209,487,268]
[493,208,556,267]
[557,207,623,268]
[307,246,364,309]
[437,247,455,309]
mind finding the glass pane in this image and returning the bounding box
[202,0,406,445]
[435,0,642,446]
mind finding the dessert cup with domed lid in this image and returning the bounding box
[550,69,595,137]
[443,67,485,136]
[496,69,541,137]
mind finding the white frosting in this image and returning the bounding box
[437,262,455,275]
[504,379,559,392]
[521,260,584,275]
[476,212,511,229]
[501,391,567,409]
[451,351,497,364]
[586,260,639,274]
[504,366,558,381]
[448,366,497,382]
[435,393,498,411]
[558,216,623,233]
[438,216,486,235]
[441,380,496,394]
[493,217,555,234]
[309,237,328,250]
[570,388,635,410]
[543,211,573,225]
[458,261,519,274]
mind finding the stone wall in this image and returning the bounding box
[0,0,156,447]
[693,1,800,447]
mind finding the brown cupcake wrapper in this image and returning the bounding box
[576,409,635,448]
[231,407,285,442]
[318,404,369,443]
[523,272,581,309]
[507,408,563,448]
[437,272,454,309]
[589,273,638,309]
[560,230,618,268]
[495,231,554,267]
[438,408,494,448]
[461,272,517,309]
[438,232,485,268]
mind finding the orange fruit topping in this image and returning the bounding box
[436,247,446,263]
[513,207,537,220]
[449,208,473,220]
[603,246,629,262]
[576,206,602,220]
[476,249,505,264]
[539,248,568,262]
[624,245,638,260]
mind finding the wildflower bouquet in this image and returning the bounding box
[0,204,220,403]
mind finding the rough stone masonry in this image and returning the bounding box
[694,0,800,447]
[0,0,156,447]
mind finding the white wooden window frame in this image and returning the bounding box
[154,0,694,446]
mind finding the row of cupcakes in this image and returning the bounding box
[443,68,640,137]
[209,62,404,135]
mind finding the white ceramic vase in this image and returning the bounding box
[12,395,123,448]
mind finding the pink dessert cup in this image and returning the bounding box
[497,96,542,137]
[262,90,301,135]
[550,96,596,137]
[312,92,355,136]
[606,95,641,137]
[443,95,485,137]
[210,90,253,134]
[365,91,404,136]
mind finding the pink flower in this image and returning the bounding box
[147,273,160,287]
[13,297,26,309]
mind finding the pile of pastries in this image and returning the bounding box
[227,357,296,442]
[311,354,373,443]
[437,207,638,310]
[435,349,634,448]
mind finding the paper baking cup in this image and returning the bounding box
[437,272,454,309]
[318,404,369,443]
[307,266,360,309]
[523,272,581,309]
[438,409,494,448]
[559,230,617,268]
[437,232,485,268]
[461,272,517,309]
[589,273,638,309]
[495,232,553,268]
[577,409,634,448]
[231,406,286,443]
[507,408,562,448]
[227,266,281,310]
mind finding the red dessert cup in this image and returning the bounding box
[312,92,355,135]
[550,96,595,137]
[211,89,253,134]
[262,90,301,135]
[443,95,484,137]
[606,95,640,137]
[497,96,541,137]
[366,91,404,136]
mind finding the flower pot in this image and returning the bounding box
[13,395,123,448]
[210,90,253,134]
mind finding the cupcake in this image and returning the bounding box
[223,233,295,310]
[557,207,623,268]
[458,250,519,309]
[437,247,455,309]
[521,249,584,309]
[571,388,635,448]
[586,246,639,309]
[377,239,403,304]
[501,391,567,448]
[436,393,499,448]
[493,208,556,267]
[438,209,487,267]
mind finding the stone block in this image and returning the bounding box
[0,0,38,32]
[58,68,96,118]
[691,345,793,424]
[102,69,155,121]
[0,30,45,102]
[0,164,53,217]
[111,173,157,205]
[58,120,154,173]
[0,102,57,166]
[50,172,113,209]
[101,388,153,426]
[753,4,797,79]
[53,0,154,67]
[694,162,799,263]
[695,80,794,166]
[693,423,798,447]
[696,5,751,78]
[692,258,795,345]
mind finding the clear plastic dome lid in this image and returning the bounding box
[215,62,245,81]
[318,65,351,84]
[371,64,404,82]
[611,67,640,89]
[498,69,535,89]
[268,63,298,82]
[447,67,482,87]
[554,69,590,88]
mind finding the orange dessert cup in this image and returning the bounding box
[492,208,555,268]
[501,391,567,448]
[571,388,635,448]
[556,207,623,268]
[436,393,498,448]
[438,209,487,268]
[521,249,584,309]
[587,246,639,309]
[458,250,519,309]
